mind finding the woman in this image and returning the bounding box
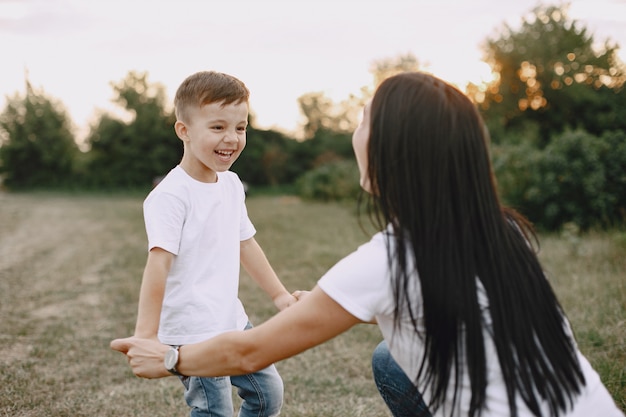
[111,72,623,417]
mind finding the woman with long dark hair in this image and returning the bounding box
[112,72,623,417]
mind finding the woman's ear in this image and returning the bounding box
[174,120,188,142]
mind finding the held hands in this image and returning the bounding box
[273,291,298,311]
[110,337,171,379]
[292,290,310,301]
[114,291,314,378]
[273,290,311,311]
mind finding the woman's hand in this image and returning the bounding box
[110,337,171,379]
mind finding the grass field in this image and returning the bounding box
[0,192,624,416]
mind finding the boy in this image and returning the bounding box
[134,71,295,417]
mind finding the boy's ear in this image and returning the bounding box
[174,120,188,141]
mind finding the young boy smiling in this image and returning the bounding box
[134,71,295,417]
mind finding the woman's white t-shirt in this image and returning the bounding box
[317,230,624,417]
[144,166,255,345]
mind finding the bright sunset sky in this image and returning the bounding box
[1,0,625,139]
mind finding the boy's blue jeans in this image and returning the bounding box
[372,340,432,417]
[177,323,283,417]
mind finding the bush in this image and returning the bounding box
[492,140,542,211]
[596,130,626,225]
[296,160,361,202]
[495,129,626,230]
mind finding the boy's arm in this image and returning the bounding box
[134,247,174,339]
[240,237,296,311]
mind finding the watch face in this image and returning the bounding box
[164,348,178,370]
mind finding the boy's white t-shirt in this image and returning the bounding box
[143,166,255,345]
[318,230,624,417]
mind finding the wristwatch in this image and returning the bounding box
[164,345,183,376]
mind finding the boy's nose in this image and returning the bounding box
[224,131,239,142]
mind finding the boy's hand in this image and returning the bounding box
[273,292,298,311]
[292,290,310,301]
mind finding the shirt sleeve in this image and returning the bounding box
[239,195,256,241]
[143,191,186,255]
[317,233,392,322]
[230,172,255,241]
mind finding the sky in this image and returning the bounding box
[1,0,625,140]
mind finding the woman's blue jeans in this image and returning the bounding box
[372,340,432,417]
[177,323,283,417]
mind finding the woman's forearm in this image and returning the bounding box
[177,330,269,377]
[176,287,362,377]
[111,286,362,379]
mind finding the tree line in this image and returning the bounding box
[1,4,625,231]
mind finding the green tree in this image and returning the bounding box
[369,53,424,87]
[0,82,78,189]
[297,52,424,139]
[297,91,367,139]
[232,125,297,186]
[475,4,626,144]
[291,53,424,200]
[84,71,179,188]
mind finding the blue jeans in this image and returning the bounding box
[178,324,283,417]
[372,341,432,417]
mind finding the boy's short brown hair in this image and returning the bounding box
[174,71,250,123]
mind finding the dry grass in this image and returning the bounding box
[0,192,623,416]
[537,228,626,410]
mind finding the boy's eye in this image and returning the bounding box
[237,126,247,132]
[212,125,224,130]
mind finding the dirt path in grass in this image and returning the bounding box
[0,192,157,415]
[0,193,142,320]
